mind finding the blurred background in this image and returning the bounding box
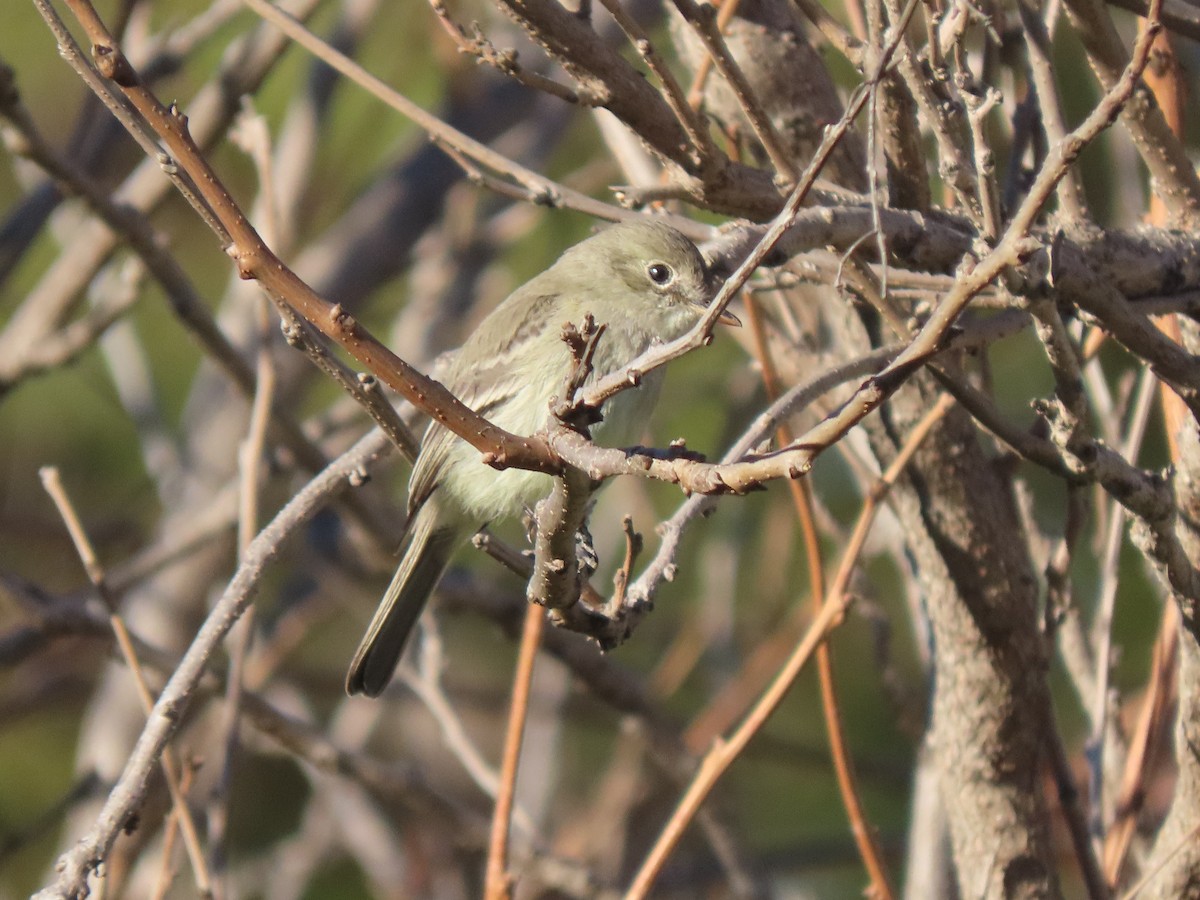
[0,0,1191,897]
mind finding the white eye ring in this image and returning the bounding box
[647,262,675,286]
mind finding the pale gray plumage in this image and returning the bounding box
[347,220,719,697]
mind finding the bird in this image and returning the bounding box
[346,219,732,696]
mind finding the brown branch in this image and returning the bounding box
[484,605,546,900]
[1097,28,1191,889]
[1106,0,1200,41]
[1062,0,1200,228]
[684,0,743,105]
[581,0,925,416]
[793,0,865,64]
[880,0,983,222]
[594,0,714,160]
[1103,604,1179,888]
[0,5,379,501]
[1016,0,1089,220]
[490,0,791,217]
[624,393,954,899]
[38,468,214,900]
[742,292,895,899]
[32,429,390,900]
[427,0,581,103]
[670,0,797,182]
[42,0,560,475]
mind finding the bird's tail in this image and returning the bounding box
[346,497,462,697]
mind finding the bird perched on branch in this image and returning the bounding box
[347,219,735,697]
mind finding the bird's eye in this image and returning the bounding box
[647,262,675,286]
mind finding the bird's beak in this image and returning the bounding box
[695,301,741,326]
[697,267,740,325]
[692,296,741,326]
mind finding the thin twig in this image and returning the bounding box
[579,0,921,413]
[427,0,581,103]
[32,429,392,900]
[741,292,895,899]
[45,0,561,474]
[1102,603,1178,887]
[240,0,626,221]
[484,605,546,900]
[1119,822,1200,898]
[38,467,215,900]
[0,37,380,491]
[1017,0,1088,220]
[624,393,954,899]
[399,639,536,835]
[670,0,797,182]
[206,102,280,889]
[684,0,742,106]
[595,0,714,162]
[1087,367,1159,831]
[1061,0,1200,227]
[431,137,630,224]
[793,0,864,63]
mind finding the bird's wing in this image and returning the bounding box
[407,293,563,515]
